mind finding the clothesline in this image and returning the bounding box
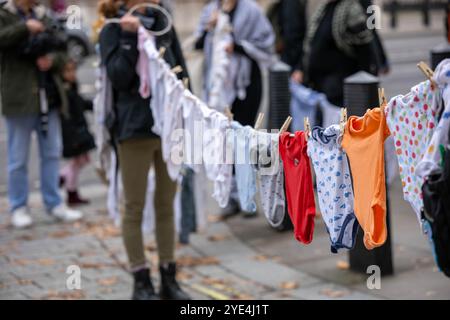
[96,27,450,277]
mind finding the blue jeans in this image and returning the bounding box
[5,111,62,212]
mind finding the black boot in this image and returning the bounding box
[131,268,159,300]
[159,262,191,300]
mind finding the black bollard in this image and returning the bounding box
[344,71,394,276]
[268,61,291,130]
[431,42,450,69]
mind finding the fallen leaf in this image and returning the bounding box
[79,262,109,269]
[201,277,228,286]
[280,281,299,290]
[16,234,35,241]
[207,234,229,242]
[253,255,268,262]
[176,271,193,281]
[49,230,73,239]
[97,276,118,286]
[279,291,292,298]
[12,259,31,266]
[336,260,350,270]
[207,215,223,223]
[42,290,85,300]
[17,279,33,286]
[320,288,348,298]
[177,256,220,267]
[36,258,55,266]
[233,293,254,300]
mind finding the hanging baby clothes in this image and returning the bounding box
[416,59,450,180]
[279,131,316,244]
[161,72,185,180]
[144,38,169,135]
[289,81,341,131]
[203,109,233,208]
[307,125,359,253]
[385,80,440,223]
[232,122,257,213]
[253,131,286,228]
[207,11,234,111]
[342,107,389,250]
[137,26,153,99]
[182,93,205,173]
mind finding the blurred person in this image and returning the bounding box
[194,0,275,127]
[97,0,190,300]
[194,0,275,217]
[298,0,374,106]
[0,0,83,229]
[267,0,307,83]
[59,59,96,206]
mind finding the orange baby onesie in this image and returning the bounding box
[342,107,390,250]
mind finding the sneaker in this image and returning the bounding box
[49,204,83,222]
[11,207,33,229]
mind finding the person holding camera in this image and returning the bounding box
[0,0,83,228]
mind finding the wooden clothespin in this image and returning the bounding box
[183,77,189,89]
[171,65,183,75]
[417,61,436,87]
[303,117,311,140]
[339,107,347,138]
[378,87,387,113]
[280,116,292,134]
[224,107,234,121]
[158,46,166,59]
[254,113,264,130]
[378,87,386,106]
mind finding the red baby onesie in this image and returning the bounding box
[279,131,316,244]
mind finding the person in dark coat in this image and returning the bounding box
[300,0,374,107]
[98,0,190,301]
[59,59,96,206]
[267,0,307,82]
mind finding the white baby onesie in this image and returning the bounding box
[307,125,358,253]
[253,131,286,228]
[161,73,185,180]
[203,110,233,208]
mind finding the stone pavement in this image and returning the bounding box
[0,182,382,300]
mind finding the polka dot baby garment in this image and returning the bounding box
[385,80,441,224]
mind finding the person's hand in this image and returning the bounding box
[26,19,45,35]
[120,14,141,33]
[36,55,53,72]
[225,42,234,54]
[291,70,304,83]
[207,10,218,31]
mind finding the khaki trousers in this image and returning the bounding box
[118,138,176,269]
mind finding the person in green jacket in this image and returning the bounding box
[0,0,83,228]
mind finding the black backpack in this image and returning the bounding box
[422,129,450,277]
